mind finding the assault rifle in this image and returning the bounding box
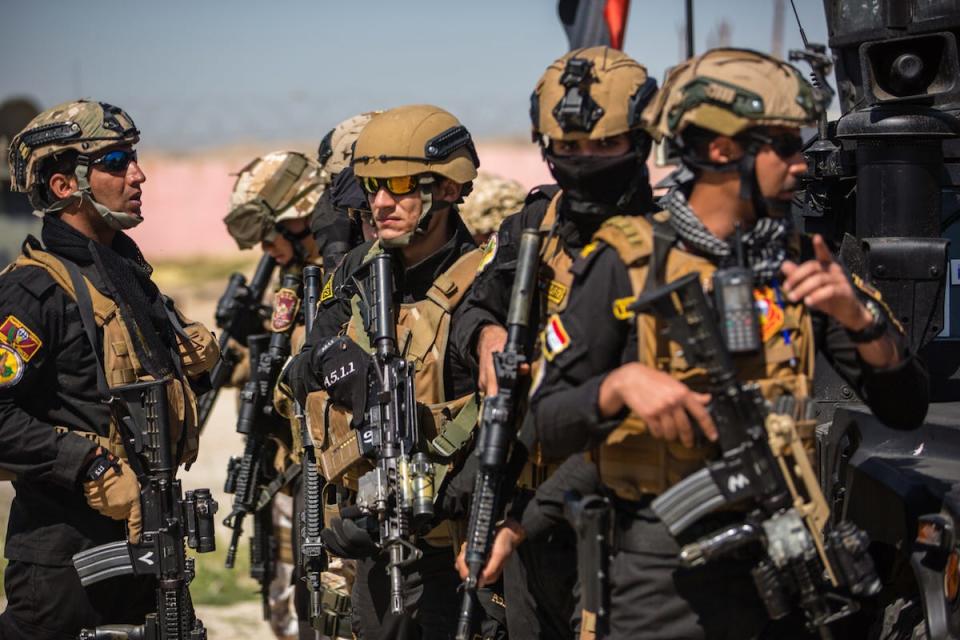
[297,265,329,627]
[640,273,880,639]
[223,272,301,616]
[455,228,541,640]
[73,379,218,640]
[354,251,435,615]
[197,254,277,429]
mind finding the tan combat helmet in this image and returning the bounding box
[318,111,381,177]
[460,172,526,239]
[643,48,820,217]
[642,47,819,142]
[224,151,325,250]
[353,104,479,246]
[353,104,478,183]
[531,46,657,143]
[7,100,141,227]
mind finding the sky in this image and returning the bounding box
[0,0,829,152]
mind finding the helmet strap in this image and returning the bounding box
[57,156,144,231]
[379,175,450,249]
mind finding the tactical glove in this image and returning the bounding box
[314,336,370,421]
[321,510,379,560]
[83,448,142,543]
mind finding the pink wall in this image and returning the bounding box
[130,143,671,260]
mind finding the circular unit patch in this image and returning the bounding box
[0,343,24,388]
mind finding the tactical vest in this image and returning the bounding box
[589,213,816,501]
[305,245,483,490]
[519,192,575,486]
[1,246,218,477]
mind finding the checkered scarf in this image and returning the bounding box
[660,187,791,284]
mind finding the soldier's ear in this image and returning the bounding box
[435,177,463,204]
[48,172,78,199]
[706,135,741,165]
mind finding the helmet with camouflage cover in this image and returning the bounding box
[460,172,526,239]
[224,151,325,250]
[531,46,657,143]
[7,99,142,228]
[642,48,820,218]
[352,104,480,247]
[641,47,819,142]
[318,111,381,177]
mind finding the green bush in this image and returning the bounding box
[190,537,261,606]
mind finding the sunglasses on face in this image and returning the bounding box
[753,132,804,159]
[358,175,422,197]
[91,149,138,173]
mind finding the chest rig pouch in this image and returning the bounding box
[305,245,483,491]
[590,213,816,501]
[8,245,217,467]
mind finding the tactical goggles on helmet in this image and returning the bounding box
[91,149,138,173]
[748,131,804,159]
[358,174,427,197]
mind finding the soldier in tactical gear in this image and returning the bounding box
[286,104,506,639]
[459,172,526,244]
[0,99,218,639]
[518,48,930,639]
[449,46,658,639]
[311,112,381,271]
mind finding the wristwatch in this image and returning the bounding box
[846,300,888,344]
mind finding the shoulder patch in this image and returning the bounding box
[0,315,42,362]
[477,233,498,275]
[319,275,335,303]
[541,314,571,361]
[580,241,598,259]
[0,343,24,389]
[612,296,637,321]
[546,280,568,306]
[851,273,904,335]
[270,287,301,332]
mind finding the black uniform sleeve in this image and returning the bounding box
[0,270,96,486]
[287,246,363,401]
[520,453,601,541]
[450,213,526,373]
[817,312,930,428]
[530,245,636,461]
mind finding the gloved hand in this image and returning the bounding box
[320,507,379,559]
[313,336,370,417]
[82,448,142,543]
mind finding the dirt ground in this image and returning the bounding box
[0,265,275,638]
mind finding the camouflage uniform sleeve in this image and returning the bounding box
[0,269,97,486]
[530,244,636,461]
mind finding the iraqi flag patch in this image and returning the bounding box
[541,314,571,361]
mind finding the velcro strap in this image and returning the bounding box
[430,396,480,458]
[256,463,302,511]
